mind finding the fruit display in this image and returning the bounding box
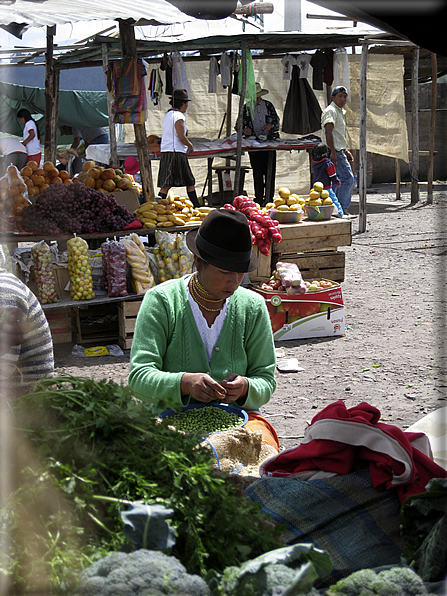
[31,240,59,304]
[264,187,306,214]
[76,161,140,195]
[224,195,281,256]
[134,194,212,229]
[122,233,155,294]
[303,182,335,221]
[21,182,136,235]
[0,165,33,231]
[67,236,95,301]
[151,230,194,283]
[101,240,128,298]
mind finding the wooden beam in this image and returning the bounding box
[118,21,155,202]
[410,47,420,204]
[52,67,60,163]
[101,43,118,168]
[234,41,247,197]
[44,25,56,163]
[427,52,437,205]
[358,43,368,233]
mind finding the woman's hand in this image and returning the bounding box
[181,372,227,403]
[219,374,249,404]
[244,127,252,136]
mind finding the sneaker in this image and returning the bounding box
[341,214,351,219]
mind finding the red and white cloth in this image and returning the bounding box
[260,400,447,503]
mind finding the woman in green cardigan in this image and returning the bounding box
[128,208,279,451]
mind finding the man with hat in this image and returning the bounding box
[321,86,355,216]
[240,83,280,206]
[129,208,280,452]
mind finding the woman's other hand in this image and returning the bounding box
[220,373,248,403]
[181,372,227,403]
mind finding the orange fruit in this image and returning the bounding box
[42,161,55,171]
[51,177,63,184]
[27,161,38,171]
[59,170,70,180]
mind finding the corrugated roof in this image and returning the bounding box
[0,0,190,32]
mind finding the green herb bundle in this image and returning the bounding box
[6,375,283,593]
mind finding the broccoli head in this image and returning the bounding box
[326,566,428,596]
[73,549,211,595]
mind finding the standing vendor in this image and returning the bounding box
[128,209,280,452]
[0,136,28,175]
[17,109,42,167]
[157,88,200,208]
[59,125,109,151]
[240,83,280,207]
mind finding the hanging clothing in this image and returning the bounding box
[310,50,329,91]
[208,56,220,93]
[333,48,350,90]
[281,54,296,81]
[238,48,256,113]
[108,58,148,125]
[296,53,312,79]
[220,51,232,87]
[172,51,190,96]
[282,65,323,135]
[322,48,334,87]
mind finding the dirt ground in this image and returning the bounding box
[53,184,447,452]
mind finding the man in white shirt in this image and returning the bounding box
[0,136,28,175]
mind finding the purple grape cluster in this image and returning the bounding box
[22,183,136,235]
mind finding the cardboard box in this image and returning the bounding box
[251,283,345,341]
[112,189,140,213]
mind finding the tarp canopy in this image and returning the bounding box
[0,81,108,139]
[0,0,191,38]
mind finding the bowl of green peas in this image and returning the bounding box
[159,403,248,436]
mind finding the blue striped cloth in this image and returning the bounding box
[245,470,405,585]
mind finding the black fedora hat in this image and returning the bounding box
[186,209,258,273]
[172,88,191,102]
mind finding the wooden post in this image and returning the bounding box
[234,41,247,197]
[52,66,60,161]
[102,43,118,168]
[44,25,56,163]
[410,47,419,204]
[225,54,234,169]
[395,158,401,200]
[118,21,154,202]
[427,52,437,205]
[358,42,368,233]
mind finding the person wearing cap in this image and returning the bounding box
[124,156,141,181]
[157,88,200,208]
[321,86,355,216]
[128,208,279,452]
[239,83,280,207]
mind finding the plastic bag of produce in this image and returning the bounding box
[101,240,128,298]
[122,233,155,294]
[275,262,307,295]
[0,166,32,227]
[67,236,95,301]
[31,240,59,304]
[152,230,194,283]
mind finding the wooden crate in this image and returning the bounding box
[73,303,119,344]
[118,299,143,350]
[45,309,73,344]
[271,250,346,282]
[249,218,352,283]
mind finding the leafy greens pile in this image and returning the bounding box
[5,375,284,593]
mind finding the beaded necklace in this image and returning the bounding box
[189,273,225,312]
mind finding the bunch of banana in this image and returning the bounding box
[133,194,214,229]
[122,233,155,294]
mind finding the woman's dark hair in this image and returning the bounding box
[169,97,187,110]
[312,143,331,161]
[17,108,41,140]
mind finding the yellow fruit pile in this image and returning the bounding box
[134,193,214,229]
[264,187,305,213]
[76,161,138,194]
[305,181,333,207]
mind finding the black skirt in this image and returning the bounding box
[282,65,323,135]
[157,152,195,188]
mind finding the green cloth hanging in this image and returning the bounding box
[238,48,256,113]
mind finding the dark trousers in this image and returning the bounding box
[249,150,276,206]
